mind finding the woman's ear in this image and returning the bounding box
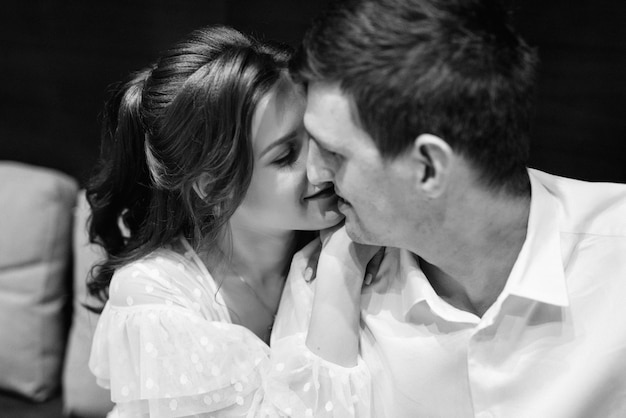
[192,173,212,200]
[410,133,454,198]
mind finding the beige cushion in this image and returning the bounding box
[62,190,114,417]
[0,161,77,401]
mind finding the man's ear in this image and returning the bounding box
[410,133,453,198]
[192,173,212,200]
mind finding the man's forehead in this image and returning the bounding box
[304,81,364,132]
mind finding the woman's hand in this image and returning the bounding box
[304,223,384,366]
[305,222,385,286]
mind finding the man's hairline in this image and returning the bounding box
[303,77,373,147]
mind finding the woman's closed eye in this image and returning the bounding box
[273,142,301,168]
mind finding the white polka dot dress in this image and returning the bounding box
[90,238,372,417]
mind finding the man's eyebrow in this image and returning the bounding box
[259,130,297,158]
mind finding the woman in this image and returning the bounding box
[87,25,375,417]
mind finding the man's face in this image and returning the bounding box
[304,81,416,247]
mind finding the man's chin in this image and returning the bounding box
[344,219,369,244]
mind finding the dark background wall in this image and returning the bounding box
[512,0,626,183]
[1,0,625,186]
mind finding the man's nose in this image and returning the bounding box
[306,140,333,185]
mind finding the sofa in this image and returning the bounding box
[0,161,114,417]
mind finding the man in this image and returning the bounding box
[289,0,626,416]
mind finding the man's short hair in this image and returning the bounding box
[294,0,538,195]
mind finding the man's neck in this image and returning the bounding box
[416,188,531,318]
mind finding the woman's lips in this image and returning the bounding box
[304,186,336,201]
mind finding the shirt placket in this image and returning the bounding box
[466,301,508,418]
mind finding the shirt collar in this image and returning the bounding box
[398,249,428,316]
[395,249,480,323]
[503,170,569,307]
[369,247,430,319]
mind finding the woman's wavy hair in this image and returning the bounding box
[86,25,293,304]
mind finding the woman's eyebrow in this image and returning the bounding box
[259,130,298,158]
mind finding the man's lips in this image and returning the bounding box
[303,186,336,201]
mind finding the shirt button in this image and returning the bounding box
[477,411,495,418]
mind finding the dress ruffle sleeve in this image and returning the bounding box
[89,259,272,417]
[91,304,272,417]
[267,240,372,417]
[266,333,372,417]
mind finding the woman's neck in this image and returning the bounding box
[217,223,297,285]
[193,224,296,343]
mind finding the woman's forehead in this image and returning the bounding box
[251,79,305,153]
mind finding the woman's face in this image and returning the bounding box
[230,77,343,233]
